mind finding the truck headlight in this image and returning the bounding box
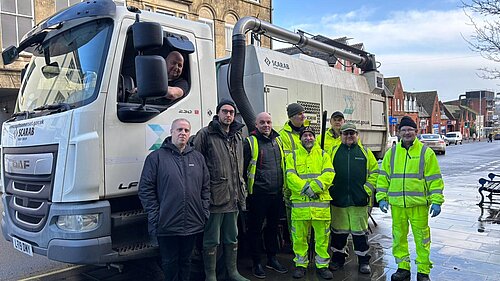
[56,214,99,232]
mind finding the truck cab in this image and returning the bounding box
[1,0,216,264]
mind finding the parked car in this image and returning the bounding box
[445,131,463,145]
[419,133,446,155]
[440,134,450,146]
[494,134,500,140]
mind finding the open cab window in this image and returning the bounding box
[117,27,193,121]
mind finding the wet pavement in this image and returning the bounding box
[13,141,500,281]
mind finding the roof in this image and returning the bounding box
[384,77,400,95]
[406,91,438,117]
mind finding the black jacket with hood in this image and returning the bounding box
[138,137,210,236]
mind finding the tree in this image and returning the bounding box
[462,0,500,79]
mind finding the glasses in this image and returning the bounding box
[342,131,356,136]
[400,128,416,133]
[221,109,235,115]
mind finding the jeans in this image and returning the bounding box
[157,234,196,281]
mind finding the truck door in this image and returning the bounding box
[265,86,289,131]
[103,19,202,198]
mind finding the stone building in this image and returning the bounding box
[0,0,271,122]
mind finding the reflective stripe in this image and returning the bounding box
[369,169,380,175]
[377,188,388,193]
[300,183,310,194]
[419,146,427,180]
[425,174,442,181]
[286,169,298,175]
[314,179,324,190]
[395,256,411,263]
[428,189,443,195]
[325,228,330,234]
[291,226,296,233]
[391,173,420,179]
[388,191,425,197]
[422,237,431,244]
[287,131,296,152]
[291,202,330,208]
[284,149,291,154]
[249,159,257,165]
[390,145,396,175]
[315,255,329,265]
[247,173,255,179]
[331,246,347,253]
[354,249,370,256]
[296,254,308,264]
[323,168,335,173]
[365,182,375,191]
[299,173,321,179]
[332,228,368,235]
[379,170,388,177]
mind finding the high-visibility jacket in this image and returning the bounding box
[279,121,303,201]
[245,133,285,194]
[318,128,341,152]
[330,142,379,207]
[285,144,334,220]
[376,138,444,207]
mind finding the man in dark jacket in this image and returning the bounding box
[194,99,249,281]
[328,123,379,274]
[138,118,210,281]
[243,112,288,279]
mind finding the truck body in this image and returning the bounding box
[1,0,387,264]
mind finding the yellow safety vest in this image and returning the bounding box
[376,138,444,207]
[246,135,285,194]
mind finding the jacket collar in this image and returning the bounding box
[161,136,194,155]
[250,129,280,141]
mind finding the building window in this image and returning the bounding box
[156,8,176,17]
[225,23,234,55]
[1,0,34,48]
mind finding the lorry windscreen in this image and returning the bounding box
[16,19,113,113]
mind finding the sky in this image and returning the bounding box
[272,0,500,102]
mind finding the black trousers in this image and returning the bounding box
[331,232,371,265]
[157,234,196,281]
[247,193,282,264]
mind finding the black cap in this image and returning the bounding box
[398,116,417,129]
[299,126,316,138]
[331,111,345,119]
[216,99,236,113]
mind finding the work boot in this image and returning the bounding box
[417,273,431,281]
[292,266,306,279]
[266,256,288,273]
[252,263,266,279]
[391,268,411,281]
[358,263,371,274]
[317,267,333,280]
[203,247,217,281]
[329,261,343,271]
[223,244,249,281]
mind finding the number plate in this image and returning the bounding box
[12,237,33,256]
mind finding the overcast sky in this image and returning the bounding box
[272,0,500,101]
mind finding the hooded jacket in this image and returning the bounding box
[138,137,210,236]
[194,116,247,213]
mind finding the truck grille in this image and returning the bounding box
[3,145,58,232]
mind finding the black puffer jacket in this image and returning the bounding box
[193,116,247,213]
[138,137,210,236]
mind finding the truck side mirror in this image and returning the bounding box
[135,56,168,98]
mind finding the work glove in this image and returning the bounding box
[429,204,441,217]
[301,184,319,200]
[379,200,389,213]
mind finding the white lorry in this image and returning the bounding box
[0,0,387,264]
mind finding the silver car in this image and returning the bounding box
[419,134,446,155]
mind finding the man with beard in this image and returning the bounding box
[194,99,249,281]
[138,118,210,281]
[285,127,334,279]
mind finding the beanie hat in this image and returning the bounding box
[398,116,417,129]
[287,103,305,118]
[299,126,316,138]
[331,111,345,119]
[216,99,236,113]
